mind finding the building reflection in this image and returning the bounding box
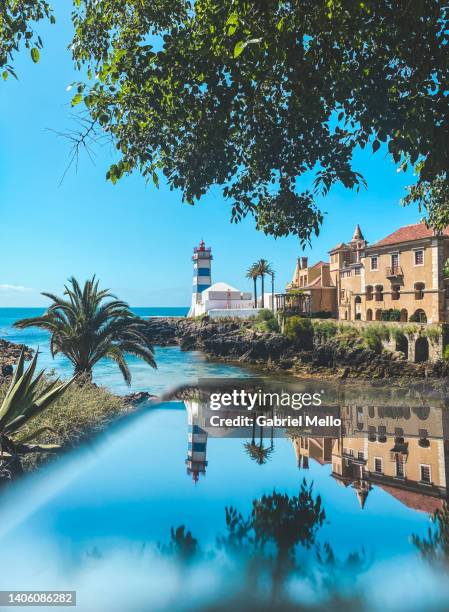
[293,404,449,513]
[184,391,449,513]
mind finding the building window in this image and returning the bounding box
[414,282,425,300]
[375,285,383,301]
[354,267,361,276]
[395,456,405,478]
[371,256,378,271]
[374,458,383,474]
[414,249,424,266]
[365,286,373,301]
[358,451,365,460]
[391,253,399,268]
[420,465,431,483]
[340,289,345,300]
[392,285,400,300]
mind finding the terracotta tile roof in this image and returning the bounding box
[379,484,444,514]
[310,260,328,269]
[329,242,348,253]
[372,222,449,248]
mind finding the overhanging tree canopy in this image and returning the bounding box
[2,1,449,241]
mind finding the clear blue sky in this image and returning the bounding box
[0,9,422,307]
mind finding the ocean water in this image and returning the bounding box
[0,307,250,395]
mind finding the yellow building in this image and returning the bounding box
[282,222,449,323]
[281,257,336,315]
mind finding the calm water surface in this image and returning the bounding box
[0,309,448,610]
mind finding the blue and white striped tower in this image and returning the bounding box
[185,400,208,483]
[188,240,213,317]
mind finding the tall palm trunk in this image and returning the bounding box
[261,274,265,308]
[253,277,257,308]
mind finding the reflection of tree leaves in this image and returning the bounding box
[159,484,365,607]
[412,503,449,563]
[158,525,199,562]
[316,542,367,592]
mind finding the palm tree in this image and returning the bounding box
[14,276,156,385]
[246,264,259,308]
[255,259,273,308]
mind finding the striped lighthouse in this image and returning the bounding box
[185,400,208,483]
[188,240,213,317]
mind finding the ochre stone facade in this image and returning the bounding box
[286,222,449,324]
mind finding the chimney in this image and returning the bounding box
[297,257,302,270]
[301,257,308,269]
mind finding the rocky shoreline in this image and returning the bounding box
[0,339,33,380]
[146,317,449,380]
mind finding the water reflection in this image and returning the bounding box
[184,381,449,516]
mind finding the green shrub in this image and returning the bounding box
[284,316,313,348]
[257,308,275,322]
[309,311,335,319]
[254,318,280,333]
[424,325,441,345]
[409,311,427,323]
[390,326,406,342]
[312,320,338,341]
[362,324,389,353]
[443,345,449,361]
[381,308,401,322]
[403,324,419,337]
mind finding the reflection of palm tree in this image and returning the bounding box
[244,440,273,465]
[244,421,273,465]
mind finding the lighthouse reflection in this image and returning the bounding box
[184,381,449,515]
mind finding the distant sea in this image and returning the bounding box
[0,307,248,395]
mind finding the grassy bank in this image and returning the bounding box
[0,376,134,471]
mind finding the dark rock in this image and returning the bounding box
[124,391,157,406]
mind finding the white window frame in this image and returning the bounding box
[420,464,432,484]
[373,457,383,474]
[389,251,400,267]
[395,456,405,478]
[413,248,425,267]
[370,255,379,271]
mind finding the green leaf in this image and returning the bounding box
[233,41,246,58]
[372,139,380,153]
[2,71,8,81]
[152,171,159,188]
[30,48,40,63]
[71,93,83,107]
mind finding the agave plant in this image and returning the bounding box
[0,349,74,478]
[14,276,157,384]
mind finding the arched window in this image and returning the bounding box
[375,285,383,301]
[365,286,373,301]
[414,282,425,300]
[392,285,400,300]
[411,309,427,323]
[366,308,373,321]
[400,308,408,322]
[375,309,382,321]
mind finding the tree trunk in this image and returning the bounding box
[261,274,265,307]
[253,277,257,308]
[74,366,93,385]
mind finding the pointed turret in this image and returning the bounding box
[351,224,364,242]
[353,479,371,509]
